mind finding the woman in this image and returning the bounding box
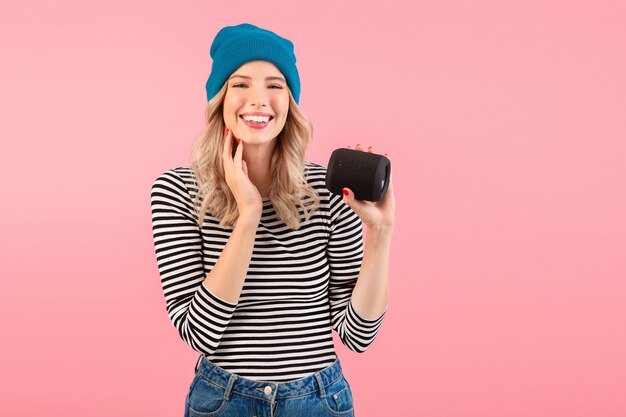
[150,23,395,417]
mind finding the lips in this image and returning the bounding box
[240,115,273,129]
[240,112,274,118]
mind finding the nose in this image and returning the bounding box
[249,85,268,107]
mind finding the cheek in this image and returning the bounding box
[279,95,290,109]
[222,104,238,122]
[223,94,243,114]
[274,115,288,131]
[270,92,289,109]
[275,102,290,122]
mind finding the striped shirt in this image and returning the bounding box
[150,161,386,382]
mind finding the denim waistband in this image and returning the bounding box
[193,355,345,402]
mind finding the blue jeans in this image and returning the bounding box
[184,354,356,417]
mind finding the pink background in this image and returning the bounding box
[1,1,625,416]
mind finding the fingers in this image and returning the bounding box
[222,127,232,160]
[342,187,362,214]
[342,187,355,207]
[347,144,377,153]
[222,126,248,177]
[234,137,244,169]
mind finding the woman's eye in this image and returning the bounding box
[232,83,283,89]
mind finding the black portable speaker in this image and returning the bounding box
[325,148,391,202]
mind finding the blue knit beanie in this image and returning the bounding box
[205,23,301,104]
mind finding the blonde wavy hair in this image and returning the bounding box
[189,81,320,230]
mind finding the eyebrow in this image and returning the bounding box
[229,74,286,83]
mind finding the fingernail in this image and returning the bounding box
[342,188,349,196]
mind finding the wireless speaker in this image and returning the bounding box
[325,148,391,202]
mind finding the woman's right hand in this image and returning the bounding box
[222,127,263,221]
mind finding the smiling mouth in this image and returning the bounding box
[240,115,274,129]
[239,115,274,123]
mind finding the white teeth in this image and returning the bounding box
[243,115,270,123]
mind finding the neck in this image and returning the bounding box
[242,143,274,198]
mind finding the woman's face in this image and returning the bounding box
[223,60,290,147]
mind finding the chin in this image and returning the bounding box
[238,130,279,142]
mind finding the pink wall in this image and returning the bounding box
[1,1,625,416]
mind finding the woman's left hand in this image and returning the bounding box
[342,144,396,231]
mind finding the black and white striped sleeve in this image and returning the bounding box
[326,194,387,353]
[150,169,237,355]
